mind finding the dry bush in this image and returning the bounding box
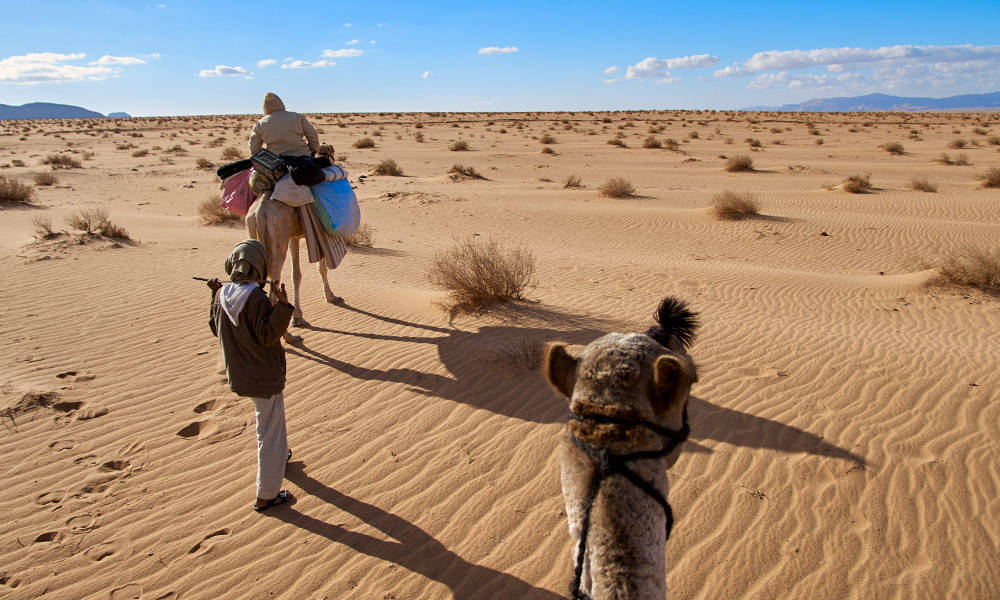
[539,134,556,144]
[373,159,404,176]
[449,140,470,151]
[66,207,131,240]
[448,164,486,180]
[198,196,244,225]
[937,153,971,166]
[132,149,149,157]
[541,146,556,155]
[598,177,635,198]
[11,159,25,167]
[42,154,81,169]
[0,175,33,205]
[344,223,374,247]
[937,247,1000,291]
[745,137,762,148]
[353,137,376,149]
[32,216,57,238]
[563,174,583,188]
[427,237,536,310]
[725,155,754,172]
[664,138,680,151]
[712,191,760,220]
[643,136,662,149]
[948,138,967,149]
[842,174,872,193]
[606,138,626,148]
[980,167,1000,188]
[414,132,424,143]
[973,127,989,136]
[909,177,937,192]
[880,141,905,155]
[688,131,700,139]
[33,172,57,186]
[195,157,214,170]
[987,136,1000,146]
[815,138,824,145]
[490,337,544,374]
[221,146,243,161]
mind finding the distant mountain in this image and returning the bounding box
[106,112,132,118]
[0,102,106,120]
[743,92,1000,112]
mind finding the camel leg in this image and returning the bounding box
[318,258,343,304]
[289,238,306,326]
[267,222,301,346]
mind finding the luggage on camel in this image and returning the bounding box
[217,158,253,181]
[251,148,287,181]
[312,176,360,237]
[271,174,314,207]
[284,155,325,187]
[220,168,254,216]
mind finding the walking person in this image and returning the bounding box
[207,239,295,512]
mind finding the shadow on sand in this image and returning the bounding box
[273,463,566,600]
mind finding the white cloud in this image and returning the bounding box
[603,66,619,74]
[257,58,277,67]
[422,70,430,79]
[90,55,146,66]
[321,49,363,58]
[197,65,252,78]
[603,78,623,84]
[625,54,717,79]
[715,43,1000,77]
[479,46,519,55]
[281,59,335,69]
[370,40,376,44]
[156,3,166,7]
[346,39,360,45]
[343,22,351,27]
[0,52,124,84]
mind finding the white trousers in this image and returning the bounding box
[252,393,288,499]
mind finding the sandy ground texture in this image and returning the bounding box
[1,110,998,599]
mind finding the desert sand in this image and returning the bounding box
[1,110,998,599]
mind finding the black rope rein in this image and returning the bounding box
[568,407,689,600]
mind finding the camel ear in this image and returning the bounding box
[543,342,578,399]
[652,354,696,412]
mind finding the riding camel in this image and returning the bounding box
[543,297,699,600]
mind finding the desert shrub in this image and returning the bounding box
[606,138,626,148]
[33,172,57,186]
[449,140,470,151]
[195,157,214,170]
[490,337,544,373]
[563,174,583,188]
[770,127,783,134]
[643,136,662,149]
[539,134,556,144]
[115,142,137,150]
[414,132,424,143]
[937,153,972,166]
[132,149,149,157]
[880,141,905,155]
[353,137,375,149]
[949,138,967,149]
[221,146,243,161]
[0,175,33,204]
[11,159,25,167]
[664,138,680,151]
[973,127,988,136]
[448,164,486,180]
[987,136,1000,146]
[745,137,762,148]
[909,177,937,192]
[598,177,635,198]
[539,146,555,155]
[815,138,824,145]
[42,154,82,169]
[198,196,243,225]
[712,191,760,220]
[165,145,187,154]
[66,208,130,240]
[344,223,374,247]
[688,131,699,139]
[937,247,1000,291]
[724,155,754,172]
[980,167,1000,188]
[373,159,404,176]
[842,174,872,193]
[32,216,56,238]
[427,237,536,309]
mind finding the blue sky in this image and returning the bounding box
[2,0,999,115]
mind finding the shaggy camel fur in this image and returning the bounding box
[543,297,699,600]
[244,147,341,344]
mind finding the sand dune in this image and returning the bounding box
[1,110,998,599]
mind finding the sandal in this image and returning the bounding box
[253,490,291,512]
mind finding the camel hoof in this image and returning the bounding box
[284,334,303,345]
[292,316,307,328]
[326,294,344,305]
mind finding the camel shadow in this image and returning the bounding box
[274,463,565,600]
[292,303,865,465]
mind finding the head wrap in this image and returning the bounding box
[225,239,269,283]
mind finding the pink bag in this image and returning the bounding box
[220,168,254,216]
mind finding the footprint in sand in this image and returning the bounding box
[177,419,218,439]
[85,540,128,562]
[56,371,97,383]
[49,439,76,453]
[193,398,224,414]
[67,513,98,533]
[0,573,21,588]
[74,454,99,466]
[52,400,85,413]
[76,405,109,421]
[34,531,64,543]
[108,583,142,600]
[36,491,64,506]
[99,459,131,473]
[188,529,230,557]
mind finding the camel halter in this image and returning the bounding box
[567,406,689,600]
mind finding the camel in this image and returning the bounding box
[245,190,341,344]
[542,297,699,600]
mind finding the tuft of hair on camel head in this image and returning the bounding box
[644,296,699,352]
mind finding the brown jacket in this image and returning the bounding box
[249,93,319,157]
[209,285,294,397]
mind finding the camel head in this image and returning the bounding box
[543,297,699,456]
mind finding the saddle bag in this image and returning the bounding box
[284,155,326,187]
[251,149,287,181]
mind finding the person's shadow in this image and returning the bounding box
[273,462,566,600]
